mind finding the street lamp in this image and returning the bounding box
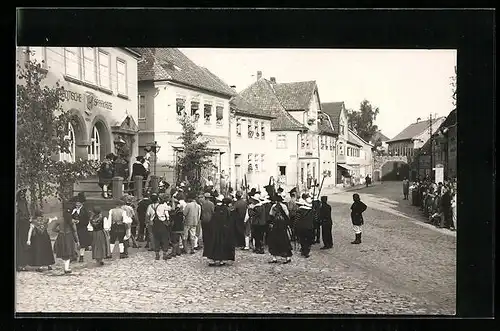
[146,141,161,177]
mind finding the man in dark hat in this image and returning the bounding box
[319,196,333,249]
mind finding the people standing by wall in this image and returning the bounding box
[319,196,333,250]
[350,193,367,245]
[26,210,56,272]
[16,188,31,272]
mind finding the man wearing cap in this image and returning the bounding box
[232,191,247,249]
[296,196,315,258]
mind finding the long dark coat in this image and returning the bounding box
[350,201,367,226]
[72,205,92,248]
[267,202,292,258]
[16,197,31,268]
[203,204,235,261]
[232,199,247,247]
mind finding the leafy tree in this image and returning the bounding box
[174,114,215,193]
[450,65,457,107]
[17,50,98,211]
[347,99,380,143]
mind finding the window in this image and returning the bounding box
[277,134,287,149]
[300,163,305,184]
[83,47,96,84]
[116,59,127,96]
[347,147,350,156]
[64,47,80,78]
[248,120,253,138]
[330,137,334,151]
[261,154,265,172]
[300,134,305,149]
[60,122,75,163]
[254,154,259,172]
[312,135,316,149]
[247,154,253,172]
[191,101,200,121]
[176,98,186,116]
[138,94,146,120]
[236,118,242,137]
[338,143,344,155]
[279,166,286,176]
[261,122,265,139]
[306,135,310,149]
[87,126,100,161]
[98,50,111,89]
[340,124,345,135]
[204,103,212,124]
[254,123,259,138]
[216,106,224,125]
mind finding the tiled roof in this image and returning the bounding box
[273,81,317,111]
[239,79,307,131]
[370,131,390,143]
[441,109,457,128]
[321,102,344,133]
[229,95,274,119]
[135,48,236,97]
[318,112,337,136]
[388,117,446,143]
[347,130,364,147]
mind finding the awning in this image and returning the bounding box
[338,164,356,171]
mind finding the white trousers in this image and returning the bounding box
[352,225,362,234]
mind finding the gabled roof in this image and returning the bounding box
[272,81,317,111]
[371,131,390,143]
[387,117,446,143]
[347,129,364,147]
[229,95,274,120]
[321,102,345,132]
[239,78,307,132]
[135,48,236,97]
[318,112,337,136]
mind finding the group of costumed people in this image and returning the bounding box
[16,178,369,273]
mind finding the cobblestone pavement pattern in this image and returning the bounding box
[16,182,456,314]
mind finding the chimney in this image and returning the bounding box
[230,85,236,91]
[257,71,262,81]
[270,77,276,84]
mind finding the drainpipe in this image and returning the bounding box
[296,131,301,193]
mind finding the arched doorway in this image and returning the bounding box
[88,118,111,161]
[60,122,76,162]
[87,125,101,161]
[381,161,409,181]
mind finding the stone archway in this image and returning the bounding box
[373,155,409,181]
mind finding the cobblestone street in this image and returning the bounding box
[16,182,456,314]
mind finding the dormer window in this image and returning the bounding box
[161,61,182,72]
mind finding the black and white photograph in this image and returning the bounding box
[14,9,493,320]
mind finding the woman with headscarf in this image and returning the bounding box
[71,193,92,263]
[26,210,57,271]
[53,202,80,274]
[89,206,109,266]
[267,192,292,264]
[16,188,31,271]
[203,195,235,266]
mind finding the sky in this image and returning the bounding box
[179,48,456,139]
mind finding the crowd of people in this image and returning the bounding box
[15,180,370,273]
[406,177,457,231]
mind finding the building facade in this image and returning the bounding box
[229,95,274,190]
[18,46,141,175]
[135,48,236,185]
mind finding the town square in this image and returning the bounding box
[16,46,457,314]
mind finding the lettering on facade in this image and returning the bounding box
[61,89,113,113]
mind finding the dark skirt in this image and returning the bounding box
[268,225,293,258]
[77,226,92,248]
[203,223,235,261]
[234,217,245,247]
[92,230,110,260]
[29,231,55,267]
[16,220,31,268]
[54,232,78,260]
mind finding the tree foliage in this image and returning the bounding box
[17,50,98,211]
[174,115,215,193]
[347,99,380,143]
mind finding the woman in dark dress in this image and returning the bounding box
[89,206,109,266]
[71,193,92,262]
[53,204,80,274]
[26,210,56,271]
[267,192,292,264]
[16,188,31,271]
[203,195,235,266]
